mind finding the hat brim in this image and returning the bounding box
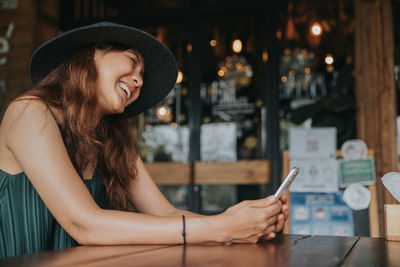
[29,22,178,117]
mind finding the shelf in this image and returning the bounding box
[145,159,271,185]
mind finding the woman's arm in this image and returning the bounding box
[128,151,289,229]
[127,157,200,217]
[3,100,283,245]
[128,156,289,240]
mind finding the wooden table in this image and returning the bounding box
[1,234,400,266]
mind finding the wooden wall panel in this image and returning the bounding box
[354,0,398,236]
[0,0,59,110]
[194,160,271,185]
[144,162,191,185]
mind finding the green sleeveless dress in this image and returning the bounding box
[0,168,109,258]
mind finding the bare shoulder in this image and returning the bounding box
[4,96,47,119]
[2,97,51,129]
[0,97,58,172]
[1,97,58,145]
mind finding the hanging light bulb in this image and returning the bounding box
[156,105,172,123]
[276,29,282,40]
[176,71,183,84]
[157,106,167,116]
[210,39,217,47]
[262,50,268,63]
[232,39,242,53]
[311,22,322,36]
[325,54,334,65]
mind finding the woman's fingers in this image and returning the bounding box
[282,203,289,219]
[274,213,286,232]
[279,194,287,204]
[264,200,283,218]
[267,232,276,239]
[239,221,278,243]
[250,195,278,208]
[261,232,276,240]
[258,225,277,241]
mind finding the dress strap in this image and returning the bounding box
[44,103,61,126]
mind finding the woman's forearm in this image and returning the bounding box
[70,197,283,246]
[167,208,205,217]
[76,208,226,245]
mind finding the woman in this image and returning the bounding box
[0,22,288,258]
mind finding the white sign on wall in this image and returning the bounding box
[290,158,339,193]
[289,127,337,159]
[201,122,236,162]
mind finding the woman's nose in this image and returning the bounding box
[132,74,143,88]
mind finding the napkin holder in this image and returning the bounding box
[384,204,400,241]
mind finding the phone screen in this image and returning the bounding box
[274,167,300,199]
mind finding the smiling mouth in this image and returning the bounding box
[119,82,132,99]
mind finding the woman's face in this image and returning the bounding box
[94,48,144,115]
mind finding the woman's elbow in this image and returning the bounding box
[63,209,103,245]
[68,220,95,245]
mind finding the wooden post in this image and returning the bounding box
[354,0,398,236]
[0,0,58,110]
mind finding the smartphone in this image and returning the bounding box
[274,167,300,199]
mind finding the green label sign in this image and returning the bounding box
[339,157,376,187]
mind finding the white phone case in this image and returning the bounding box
[274,167,300,199]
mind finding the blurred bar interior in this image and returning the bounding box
[1,0,399,237]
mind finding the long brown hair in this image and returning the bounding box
[20,44,138,211]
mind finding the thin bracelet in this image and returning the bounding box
[182,214,186,245]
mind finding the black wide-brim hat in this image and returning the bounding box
[29,21,178,117]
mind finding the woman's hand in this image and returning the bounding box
[276,194,289,231]
[261,194,290,240]
[219,196,282,244]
